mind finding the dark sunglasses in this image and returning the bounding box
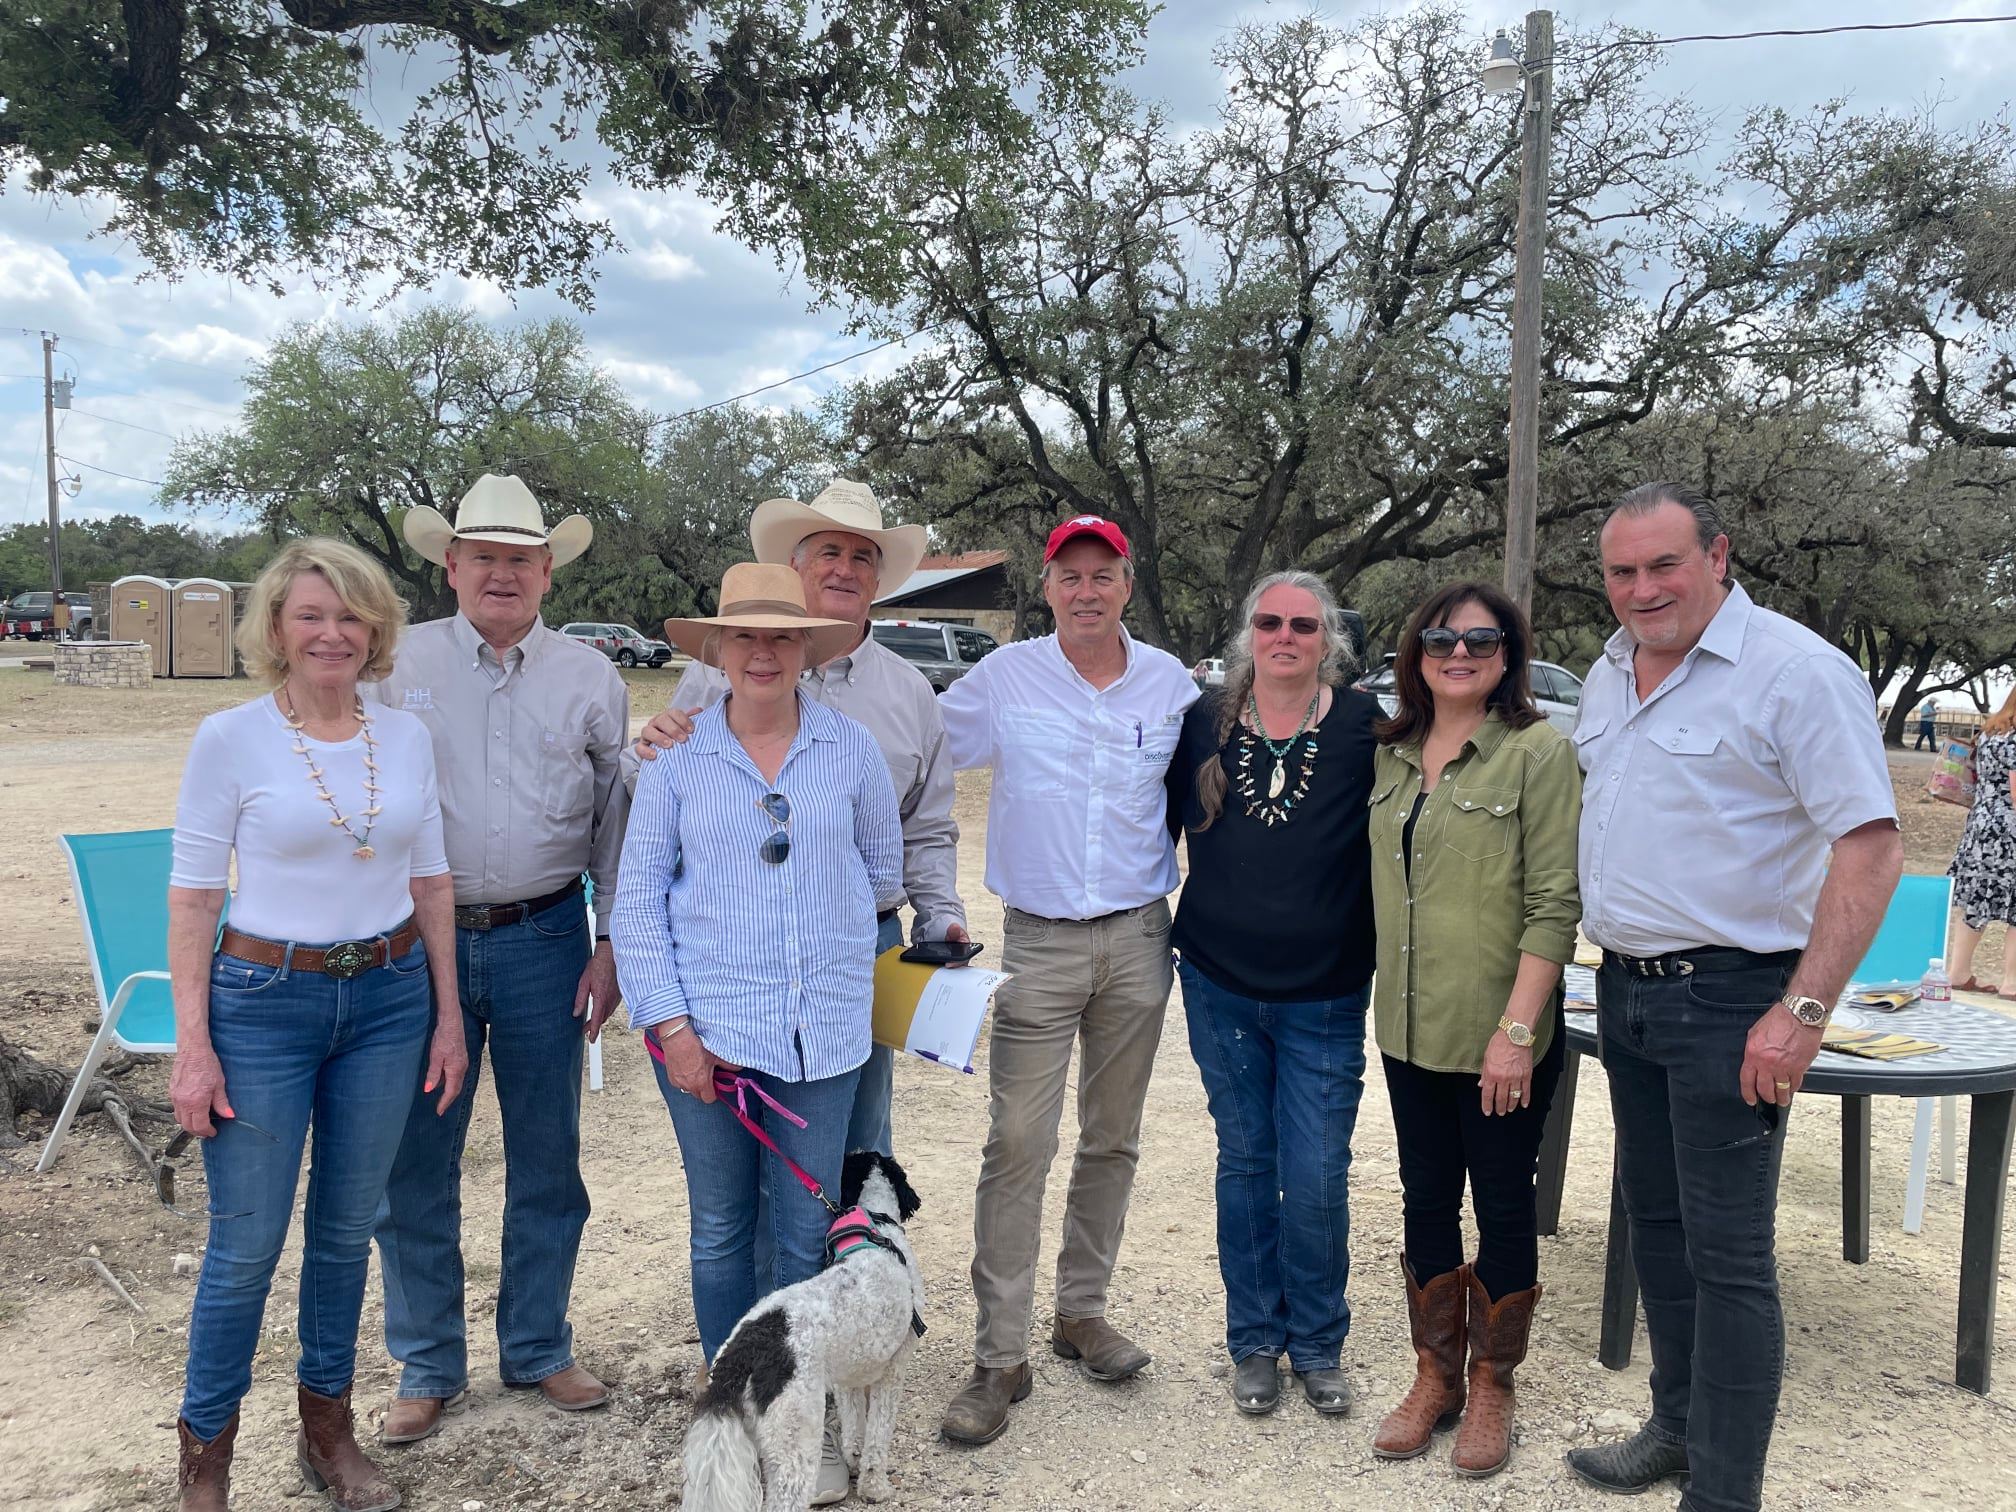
[1252,613,1322,636]
[757,791,792,865]
[1421,626,1505,659]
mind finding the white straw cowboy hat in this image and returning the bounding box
[663,563,859,669]
[748,479,928,592]
[403,474,594,569]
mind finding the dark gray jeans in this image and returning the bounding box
[1596,953,1796,1512]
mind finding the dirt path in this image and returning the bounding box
[0,668,2011,1510]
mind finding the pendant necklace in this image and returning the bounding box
[281,688,381,860]
[1247,689,1320,799]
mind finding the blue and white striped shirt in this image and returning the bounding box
[612,694,904,1082]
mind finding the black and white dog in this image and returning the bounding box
[683,1151,926,1512]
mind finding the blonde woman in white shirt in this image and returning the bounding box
[166,538,466,1512]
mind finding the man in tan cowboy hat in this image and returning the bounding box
[630,477,966,1506]
[367,474,631,1443]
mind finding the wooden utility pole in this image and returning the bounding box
[41,333,64,618]
[1502,8,1553,618]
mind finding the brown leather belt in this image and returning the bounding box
[454,877,584,932]
[218,918,422,980]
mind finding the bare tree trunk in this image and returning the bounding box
[0,1032,168,1149]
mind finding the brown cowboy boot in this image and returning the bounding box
[177,1415,237,1512]
[297,1384,402,1511]
[1451,1271,1541,1478]
[1372,1263,1468,1460]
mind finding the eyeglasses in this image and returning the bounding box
[1420,627,1505,659]
[1252,613,1322,636]
[757,791,792,865]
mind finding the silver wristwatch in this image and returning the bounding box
[1782,995,1830,1028]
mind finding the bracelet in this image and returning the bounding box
[657,1017,691,1040]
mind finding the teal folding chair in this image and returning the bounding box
[36,830,188,1172]
[1846,873,1955,1234]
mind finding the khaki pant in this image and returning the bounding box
[970,898,1174,1367]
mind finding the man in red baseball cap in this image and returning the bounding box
[935,510,1199,1446]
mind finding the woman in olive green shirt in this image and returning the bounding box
[1366,580,1581,1480]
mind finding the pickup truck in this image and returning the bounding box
[3,591,93,640]
[868,619,999,691]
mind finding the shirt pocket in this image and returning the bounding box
[1445,785,1521,863]
[1368,777,1404,850]
[542,728,595,824]
[1126,733,1180,820]
[999,707,1075,803]
[1570,715,1609,772]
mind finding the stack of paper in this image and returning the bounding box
[1821,1025,1944,1061]
[871,947,1012,1074]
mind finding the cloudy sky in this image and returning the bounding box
[2,1,2011,535]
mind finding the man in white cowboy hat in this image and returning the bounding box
[366,474,631,1444]
[632,477,969,1161]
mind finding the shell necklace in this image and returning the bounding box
[1246,689,1321,799]
[281,687,381,861]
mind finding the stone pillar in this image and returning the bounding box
[53,640,154,688]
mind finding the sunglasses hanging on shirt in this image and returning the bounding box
[1420,627,1505,659]
[757,791,792,864]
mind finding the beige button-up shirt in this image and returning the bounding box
[625,632,966,940]
[368,614,630,929]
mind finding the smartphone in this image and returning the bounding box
[900,940,985,966]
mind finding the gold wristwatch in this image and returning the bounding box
[1497,1016,1535,1048]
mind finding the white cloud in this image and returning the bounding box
[635,242,703,282]
[600,356,704,402]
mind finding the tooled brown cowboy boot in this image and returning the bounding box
[1372,1262,1469,1460]
[1450,1271,1541,1478]
[177,1414,237,1512]
[297,1384,402,1511]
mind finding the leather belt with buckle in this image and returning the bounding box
[1602,946,1801,979]
[454,877,585,932]
[219,918,422,980]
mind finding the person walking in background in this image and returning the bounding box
[167,539,466,1512]
[370,476,631,1445]
[1365,581,1581,1478]
[613,563,901,1365]
[936,515,1199,1447]
[1945,689,2016,996]
[1165,571,1379,1418]
[1566,483,1900,1512]
[1916,698,1939,751]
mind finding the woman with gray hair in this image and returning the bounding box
[1165,569,1380,1418]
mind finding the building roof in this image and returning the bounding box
[876,551,1009,604]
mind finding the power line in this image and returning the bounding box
[66,408,182,440]
[57,454,164,488]
[1594,17,2016,51]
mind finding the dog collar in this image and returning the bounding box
[822,1207,927,1337]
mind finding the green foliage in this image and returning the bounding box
[0,0,1148,302]
[0,514,273,598]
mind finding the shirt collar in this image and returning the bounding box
[1047,625,1137,690]
[690,690,839,757]
[450,611,548,671]
[1604,580,1752,669]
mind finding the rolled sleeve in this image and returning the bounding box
[1767,654,1900,843]
[611,756,689,1032]
[898,705,966,940]
[1515,737,1583,964]
[585,672,632,932]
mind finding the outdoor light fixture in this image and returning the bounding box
[1481,29,1524,95]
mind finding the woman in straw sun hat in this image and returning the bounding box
[610,562,904,1364]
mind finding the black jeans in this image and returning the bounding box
[1597,954,1795,1512]
[1382,1023,1566,1300]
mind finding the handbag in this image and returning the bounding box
[1927,734,1977,807]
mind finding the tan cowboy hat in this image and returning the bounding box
[748,479,928,592]
[663,563,859,668]
[403,474,594,569]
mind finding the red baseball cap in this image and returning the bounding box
[1043,514,1131,563]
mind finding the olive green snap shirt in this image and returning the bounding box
[1369,714,1583,1074]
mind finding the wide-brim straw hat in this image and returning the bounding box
[748,479,928,592]
[404,473,593,568]
[663,562,859,669]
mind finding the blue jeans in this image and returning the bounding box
[375,895,591,1397]
[655,1054,862,1362]
[1179,959,1369,1371]
[1597,954,1795,1512]
[750,914,900,1282]
[181,941,432,1439]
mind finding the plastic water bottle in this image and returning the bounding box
[1920,957,1952,1003]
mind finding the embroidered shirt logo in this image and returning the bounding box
[402,688,434,711]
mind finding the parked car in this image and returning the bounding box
[868,619,998,691]
[3,590,92,641]
[1192,657,1226,689]
[558,621,672,667]
[1354,654,1585,736]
